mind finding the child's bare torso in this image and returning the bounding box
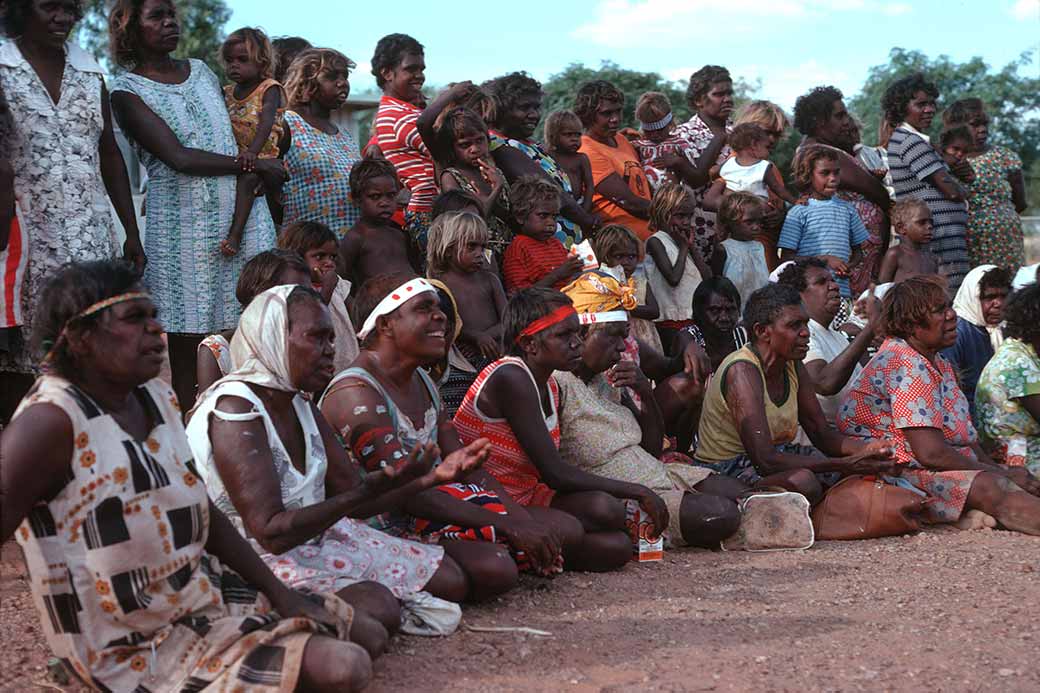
[350,220,414,287]
[443,269,500,334]
[894,243,940,283]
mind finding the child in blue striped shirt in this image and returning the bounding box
[778,146,867,298]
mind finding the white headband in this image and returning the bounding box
[357,278,436,340]
[640,112,673,131]
[578,310,629,325]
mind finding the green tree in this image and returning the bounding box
[77,0,231,79]
[848,48,1040,211]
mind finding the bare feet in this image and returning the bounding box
[955,509,997,531]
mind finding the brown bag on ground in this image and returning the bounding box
[811,475,926,540]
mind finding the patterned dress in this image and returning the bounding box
[443,166,513,260]
[975,338,1040,475]
[672,115,732,261]
[837,338,981,522]
[224,79,285,159]
[0,41,118,371]
[965,146,1024,271]
[13,375,354,692]
[187,380,444,599]
[453,357,561,507]
[110,60,276,334]
[282,110,361,237]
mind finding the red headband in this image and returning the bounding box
[514,305,576,344]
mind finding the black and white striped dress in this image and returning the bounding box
[887,126,969,292]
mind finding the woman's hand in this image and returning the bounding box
[500,515,563,576]
[432,437,491,484]
[681,337,711,384]
[477,332,502,360]
[846,440,898,475]
[268,586,341,634]
[123,236,147,273]
[638,489,670,540]
[237,151,258,172]
[1004,467,1040,497]
[607,360,652,399]
[255,158,288,189]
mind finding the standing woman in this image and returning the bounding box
[279,48,363,237]
[0,0,144,412]
[883,73,969,293]
[108,0,280,410]
[943,98,1028,271]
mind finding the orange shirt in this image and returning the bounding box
[580,133,652,240]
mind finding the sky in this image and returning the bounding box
[225,0,1040,113]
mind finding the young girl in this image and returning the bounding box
[277,220,361,373]
[631,92,698,192]
[702,123,796,211]
[427,211,508,371]
[644,183,710,351]
[220,27,287,256]
[940,124,976,181]
[591,224,662,354]
[502,176,583,294]
[544,109,594,217]
[878,199,940,284]
[716,192,771,310]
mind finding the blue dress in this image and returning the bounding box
[109,60,275,334]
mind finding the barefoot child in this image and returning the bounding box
[716,192,771,310]
[220,27,286,256]
[502,176,584,294]
[427,211,508,371]
[878,199,940,283]
[544,110,594,217]
[645,183,710,351]
[778,145,867,300]
[339,159,418,291]
[591,224,662,354]
[278,220,361,372]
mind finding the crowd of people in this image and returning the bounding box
[1,1,1039,691]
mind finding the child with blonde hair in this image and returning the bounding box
[591,224,662,354]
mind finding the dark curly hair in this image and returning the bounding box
[792,85,844,136]
[434,107,489,167]
[880,274,949,340]
[272,36,312,84]
[573,80,624,128]
[483,71,543,127]
[792,144,840,192]
[881,72,938,128]
[503,288,573,355]
[3,0,84,37]
[108,0,152,69]
[979,266,1012,294]
[685,65,730,111]
[693,276,742,327]
[1004,283,1040,342]
[743,284,803,342]
[348,158,400,200]
[939,124,973,150]
[510,175,560,226]
[942,97,986,127]
[370,33,424,89]
[776,257,829,293]
[728,123,769,151]
[235,249,310,306]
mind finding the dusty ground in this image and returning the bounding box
[2,529,1038,692]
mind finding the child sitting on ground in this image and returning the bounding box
[631,92,697,192]
[778,145,867,301]
[427,211,507,370]
[878,199,940,284]
[544,109,594,217]
[702,122,796,211]
[645,183,711,351]
[502,176,583,294]
[278,220,360,372]
[591,224,662,354]
[219,27,286,256]
[716,192,771,310]
[339,159,418,291]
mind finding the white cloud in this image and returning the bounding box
[1010,0,1040,20]
[731,60,855,111]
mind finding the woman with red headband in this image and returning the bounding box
[454,287,670,571]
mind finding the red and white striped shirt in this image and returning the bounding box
[1,209,26,328]
[373,95,436,214]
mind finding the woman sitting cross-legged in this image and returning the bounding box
[839,275,1040,533]
[554,270,744,548]
[454,287,671,570]
[693,283,897,502]
[320,274,570,593]
[186,284,497,656]
[2,261,370,692]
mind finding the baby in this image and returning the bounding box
[702,122,795,211]
[631,91,696,192]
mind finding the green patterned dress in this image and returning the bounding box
[975,338,1040,475]
[965,146,1024,271]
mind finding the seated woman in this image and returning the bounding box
[693,284,896,502]
[196,249,313,394]
[941,264,1010,421]
[839,275,1040,533]
[454,287,668,570]
[976,283,1040,474]
[2,261,369,692]
[674,276,749,373]
[555,271,743,548]
[320,274,568,590]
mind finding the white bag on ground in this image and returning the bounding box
[399,590,462,637]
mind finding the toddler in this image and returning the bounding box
[716,192,771,311]
[220,27,286,256]
[339,159,418,291]
[427,211,507,370]
[778,145,866,299]
[502,176,583,294]
[544,109,594,217]
[278,220,360,373]
[940,124,976,185]
[878,199,939,284]
[703,122,795,209]
[592,224,662,355]
[631,92,696,192]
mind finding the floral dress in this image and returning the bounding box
[109,60,276,335]
[837,338,981,523]
[975,338,1040,475]
[282,110,362,237]
[965,146,1024,271]
[13,375,354,692]
[443,166,513,260]
[672,114,732,261]
[0,41,118,371]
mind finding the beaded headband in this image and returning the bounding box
[514,305,576,344]
[357,278,435,340]
[41,292,151,365]
[640,112,673,131]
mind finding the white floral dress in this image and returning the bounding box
[187,380,444,599]
[0,41,119,371]
[109,60,276,334]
